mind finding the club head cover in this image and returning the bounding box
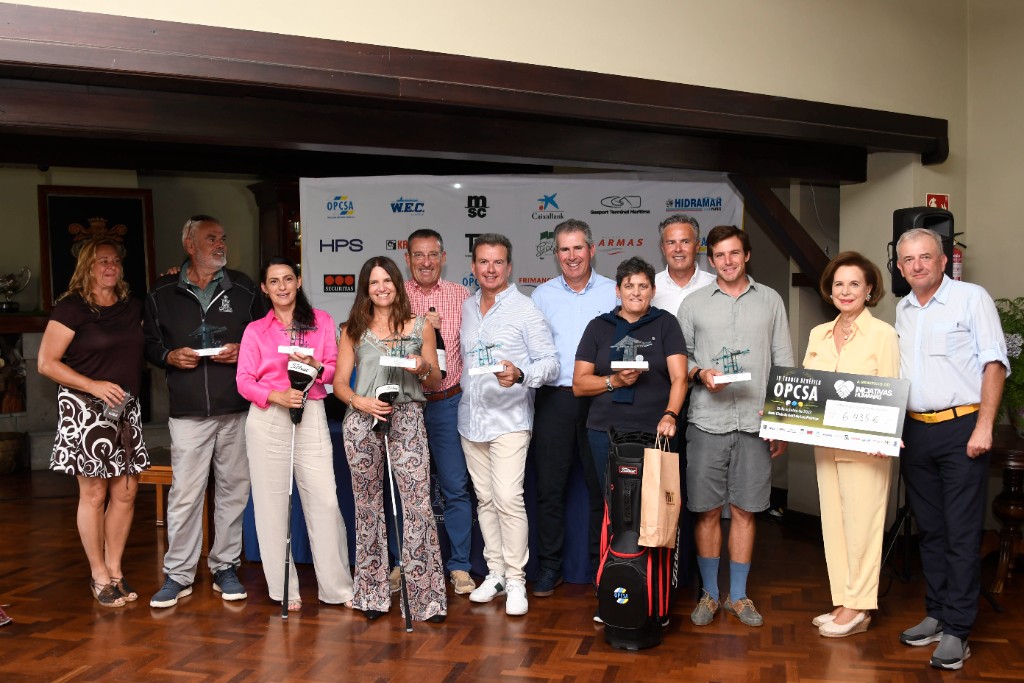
[287,360,319,424]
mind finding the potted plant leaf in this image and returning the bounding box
[996,297,1024,436]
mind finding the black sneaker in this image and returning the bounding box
[212,567,247,601]
[150,577,193,608]
[532,568,563,597]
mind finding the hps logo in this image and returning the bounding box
[325,195,355,218]
[319,238,364,252]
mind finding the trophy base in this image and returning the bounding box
[0,301,19,313]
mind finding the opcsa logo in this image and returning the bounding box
[325,195,355,219]
[323,274,356,293]
[390,197,425,214]
[535,230,555,259]
[531,192,564,220]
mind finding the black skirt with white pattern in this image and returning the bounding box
[49,386,151,478]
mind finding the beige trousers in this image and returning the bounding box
[246,402,353,604]
[814,447,894,610]
[461,431,531,583]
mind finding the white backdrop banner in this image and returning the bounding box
[299,174,743,324]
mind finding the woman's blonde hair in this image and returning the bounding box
[57,238,129,309]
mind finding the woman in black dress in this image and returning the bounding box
[38,238,150,607]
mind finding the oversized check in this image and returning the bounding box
[758,366,910,457]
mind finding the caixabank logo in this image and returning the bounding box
[323,274,356,293]
[390,197,426,214]
[531,193,565,220]
[325,195,355,219]
[664,195,724,212]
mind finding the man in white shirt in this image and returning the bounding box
[895,227,1008,671]
[459,233,559,617]
[651,214,716,315]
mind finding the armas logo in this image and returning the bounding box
[390,197,425,214]
[325,195,355,218]
[597,236,645,256]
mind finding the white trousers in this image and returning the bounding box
[246,402,353,604]
[461,431,531,583]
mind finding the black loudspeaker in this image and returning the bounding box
[889,207,955,297]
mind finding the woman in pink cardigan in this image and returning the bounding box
[237,256,354,612]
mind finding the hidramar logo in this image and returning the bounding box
[664,195,723,212]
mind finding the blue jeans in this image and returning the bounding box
[422,392,474,572]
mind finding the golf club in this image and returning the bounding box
[281,360,319,619]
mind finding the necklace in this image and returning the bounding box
[837,319,855,341]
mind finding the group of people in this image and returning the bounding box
[38,210,1008,671]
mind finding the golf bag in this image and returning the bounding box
[597,428,673,651]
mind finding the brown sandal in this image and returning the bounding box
[91,579,126,607]
[111,577,138,602]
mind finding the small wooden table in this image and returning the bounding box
[986,426,1024,593]
[138,446,210,556]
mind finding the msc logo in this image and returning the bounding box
[531,193,564,220]
[325,195,355,218]
[390,197,425,214]
[601,195,642,209]
[665,196,724,211]
[466,195,489,218]
[385,239,408,251]
[323,274,356,293]
[319,238,364,252]
[535,230,555,260]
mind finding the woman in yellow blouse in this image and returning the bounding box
[803,251,898,638]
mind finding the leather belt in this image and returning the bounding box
[425,386,462,402]
[907,403,981,424]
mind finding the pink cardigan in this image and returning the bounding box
[236,308,337,409]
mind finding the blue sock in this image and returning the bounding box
[696,556,720,602]
[730,561,751,600]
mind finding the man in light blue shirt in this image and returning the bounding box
[459,233,558,617]
[895,227,1008,671]
[530,219,617,595]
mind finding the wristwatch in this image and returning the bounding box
[514,367,525,384]
[691,367,703,384]
[605,376,615,392]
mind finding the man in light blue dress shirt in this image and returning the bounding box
[459,233,559,617]
[895,227,1008,671]
[530,219,617,595]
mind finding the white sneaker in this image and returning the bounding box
[505,579,528,616]
[469,574,506,603]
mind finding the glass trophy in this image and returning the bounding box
[190,322,228,357]
[468,340,505,376]
[278,323,315,356]
[609,335,651,370]
[378,335,417,369]
[711,346,752,384]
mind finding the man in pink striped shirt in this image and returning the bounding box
[404,228,476,596]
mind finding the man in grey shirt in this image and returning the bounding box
[677,225,793,628]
